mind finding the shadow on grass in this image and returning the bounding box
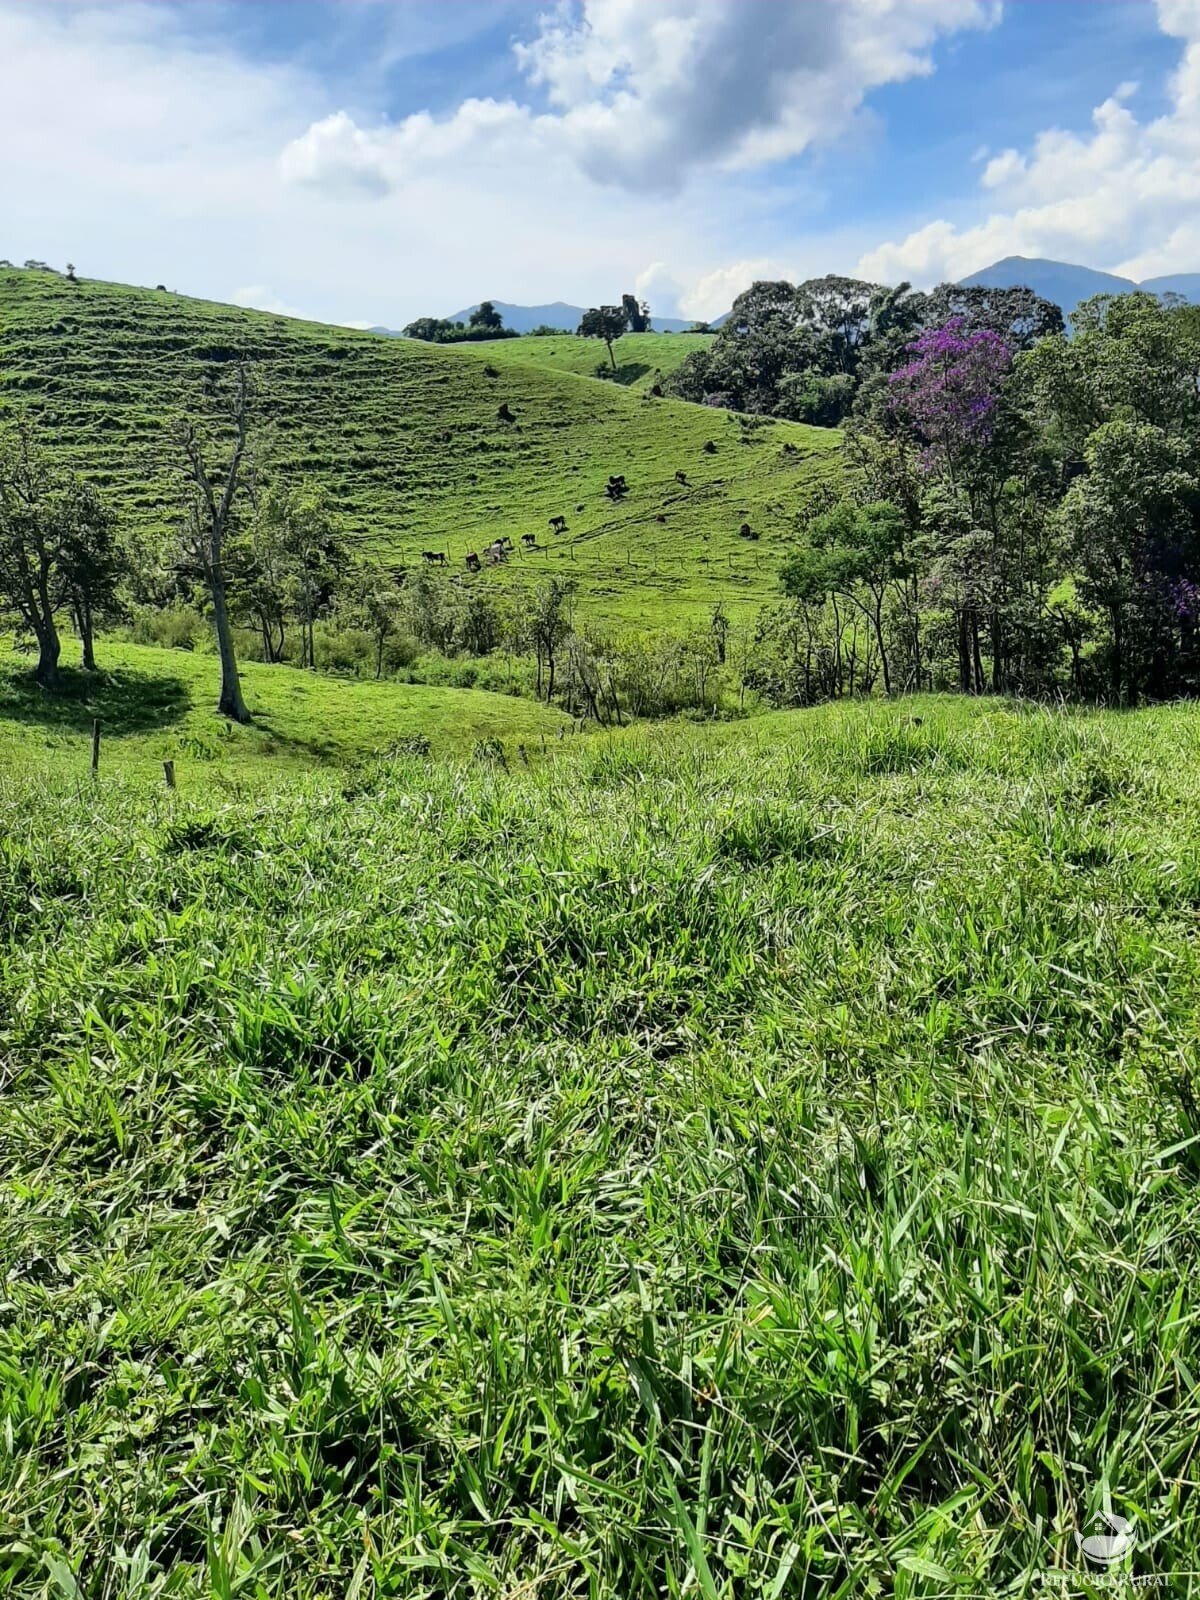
[596,362,652,387]
[0,661,191,735]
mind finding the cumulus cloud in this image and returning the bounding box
[278,0,998,204]
[513,0,999,190]
[857,0,1200,285]
[278,112,391,198]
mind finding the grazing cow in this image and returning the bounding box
[497,402,515,423]
[549,515,567,534]
[605,474,629,502]
[656,514,667,524]
[675,470,688,485]
[576,503,584,512]
[484,364,499,378]
[422,549,448,565]
[703,440,718,454]
[465,552,482,572]
[438,428,451,444]
[499,535,514,551]
[781,441,799,456]
[521,533,537,548]
[738,523,759,541]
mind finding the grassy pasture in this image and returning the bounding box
[454,330,714,394]
[0,642,575,785]
[3,696,1199,1594]
[0,271,839,630]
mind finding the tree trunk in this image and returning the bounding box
[77,596,96,672]
[375,632,384,680]
[605,340,617,372]
[546,648,556,704]
[34,622,61,690]
[211,571,250,722]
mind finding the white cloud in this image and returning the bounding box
[856,0,1200,286]
[230,286,305,318]
[634,261,685,320]
[678,259,791,321]
[0,0,997,330]
[510,0,998,190]
[278,112,391,198]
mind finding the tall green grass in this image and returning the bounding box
[2,699,1199,1595]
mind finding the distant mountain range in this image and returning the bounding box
[959,256,1200,319]
[370,299,716,338]
[443,300,707,334]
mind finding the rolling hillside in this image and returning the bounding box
[0,270,839,629]
[454,329,714,393]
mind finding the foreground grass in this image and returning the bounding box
[3,698,1200,1595]
[0,271,839,629]
[0,642,575,785]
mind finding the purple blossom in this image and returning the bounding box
[888,318,1012,473]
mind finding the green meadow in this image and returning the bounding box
[0,271,838,630]
[3,697,1200,1594]
[455,330,714,394]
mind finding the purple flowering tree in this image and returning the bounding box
[887,317,1012,483]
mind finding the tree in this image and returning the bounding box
[887,318,1012,484]
[253,481,345,669]
[1059,420,1198,702]
[175,363,253,722]
[469,300,505,333]
[577,305,630,371]
[402,317,456,343]
[622,294,650,333]
[782,501,909,695]
[0,426,122,685]
[345,563,405,679]
[58,479,123,671]
[710,602,730,665]
[0,424,65,687]
[526,578,575,701]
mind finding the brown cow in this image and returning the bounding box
[465,552,482,572]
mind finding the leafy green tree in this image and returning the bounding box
[58,478,124,671]
[344,563,406,679]
[469,300,505,333]
[524,578,576,701]
[402,317,456,343]
[577,306,630,371]
[0,424,124,685]
[621,294,650,333]
[782,501,909,695]
[1059,420,1198,702]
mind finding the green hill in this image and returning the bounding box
[0,270,840,630]
[454,329,714,394]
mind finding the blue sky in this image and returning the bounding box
[2,1,1198,327]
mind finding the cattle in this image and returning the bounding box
[499,535,514,551]
[521,533,537,548]
[549,515,568,534]
[465,552,482,572]
[738,523,759,541]
[484,364,499,378]
[497,402,515,423]
[438,428,451,444]
[703,440,718,454]
[656,514,667,523]
[675,470,689,485]
[781,441,799,456]
[605,474,629,502]
[422,550,448,565]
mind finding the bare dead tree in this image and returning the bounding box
[175,364,252,722]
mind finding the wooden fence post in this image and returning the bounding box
[91,719,100,777]
[163,759,176,789]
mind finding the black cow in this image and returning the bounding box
[422,550,448,565]
[675,470,688,485]
[549,515,568,534]
[465,552,482,572]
